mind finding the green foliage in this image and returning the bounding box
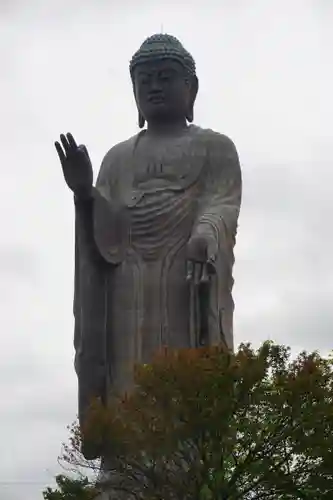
[62,342,333,499]
[42,474,99,500]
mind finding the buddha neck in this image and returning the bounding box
[145,117,189,138]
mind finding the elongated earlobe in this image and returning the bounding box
[186,108,194,122]
[186,75,198,123]
[138,112,145,129]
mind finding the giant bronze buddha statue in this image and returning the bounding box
[55,34,242,468]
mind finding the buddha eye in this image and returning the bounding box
[159,71,174,82]
[138,73,151,85]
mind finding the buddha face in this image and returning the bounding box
[133,59,196,124]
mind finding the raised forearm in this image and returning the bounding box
[74,188,106,265]
[75,185,128,265]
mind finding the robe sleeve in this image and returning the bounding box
[73,144,125,398]
[72,142,132,459]
[192,133,242,350]
[73,194,109,460]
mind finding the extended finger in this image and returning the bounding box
[207,240,218,265]
[206,258,216,276]
[66,132,77,150]
[60,133,70,154]
[55,141,66,164]
[186,260,194,282]
[200,263,210,283]
[193,263,203,286]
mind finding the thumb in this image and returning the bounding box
[207,236,218,262]
[78,144,89,157]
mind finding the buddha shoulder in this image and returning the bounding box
[99,134,139,175]
[194,126,238,157]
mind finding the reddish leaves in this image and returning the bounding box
[62,342,333,499]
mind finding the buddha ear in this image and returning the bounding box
[133,82,145,128]
[138,111,145,129]
[186,75,198,123]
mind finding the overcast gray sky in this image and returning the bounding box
[0,0,332,498]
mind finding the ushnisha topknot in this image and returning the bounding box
[129,33,196,79]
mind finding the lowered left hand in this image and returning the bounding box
[186,233,218,284]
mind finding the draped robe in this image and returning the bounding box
[73,125,242,458]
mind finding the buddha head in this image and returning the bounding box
[130,34,198,129]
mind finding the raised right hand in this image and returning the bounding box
[55,133,93,199]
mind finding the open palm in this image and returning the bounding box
[55,133,93,199]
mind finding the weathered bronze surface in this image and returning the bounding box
[55,33,242,491]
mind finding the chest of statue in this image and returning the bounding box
[117,127,208,207]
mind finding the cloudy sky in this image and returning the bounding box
[1,0,332,498]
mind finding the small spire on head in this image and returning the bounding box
[129,33,196,80]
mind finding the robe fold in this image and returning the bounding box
[73,125,242,458]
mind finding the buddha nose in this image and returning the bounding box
[150,76,163,92]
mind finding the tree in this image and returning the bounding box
[61,342,333,499]
[42,474,99,500]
